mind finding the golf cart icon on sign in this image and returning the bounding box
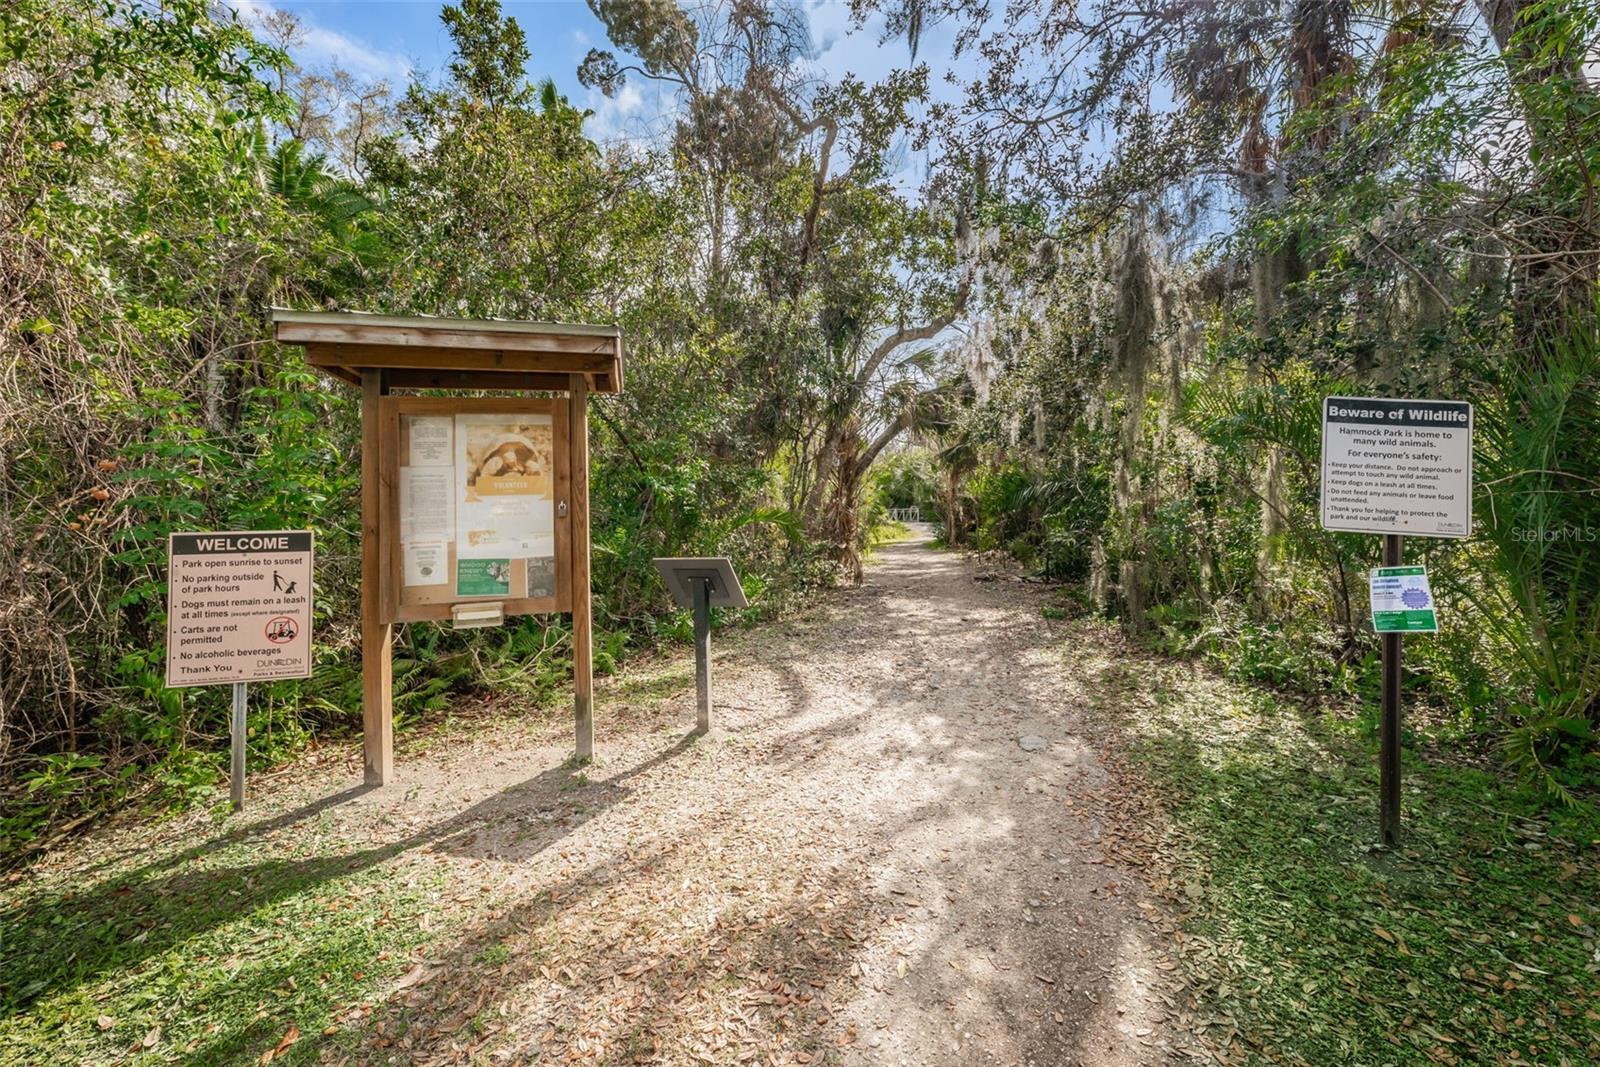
[265,617,299,644]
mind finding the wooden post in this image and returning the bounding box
[568,374,594,761]
[360,368,394,785]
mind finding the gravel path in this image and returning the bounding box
[25,530,1191,1066]
[344,528,1187,1065]
[739,530,1185,1067]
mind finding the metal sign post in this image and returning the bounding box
[653,557,748,735]
[166,530,314,814]
[1319,396,1472,846]
[230,682,248,810]
[1380,534,1403,847]
[691,577,712,733]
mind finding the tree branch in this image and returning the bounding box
[854,271,972,393]
[791,117,839,301]
[854,412,910,479]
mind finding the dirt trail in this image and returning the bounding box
[726,529,1186,1067]
[328,528,1189,1066]
[31,531,1193,1066]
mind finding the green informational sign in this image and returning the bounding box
[1369,565,1438,633]
[456,558,511,597]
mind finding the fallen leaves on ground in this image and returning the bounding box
[1074,631,1600,1067]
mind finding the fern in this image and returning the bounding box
[1466,311,1600,799]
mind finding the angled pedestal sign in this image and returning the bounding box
[1320,396,1472,846]
[166,530,314,809]
[653,557,748,734]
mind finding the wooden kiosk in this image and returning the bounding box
[271,310,624,784]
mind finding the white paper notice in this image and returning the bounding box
[407,416,453,467]
[399,466,454,545]
[403,540,448,586]
[457,498,552,558]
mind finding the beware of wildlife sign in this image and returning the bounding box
[166,531,314,688]
[1320,396,1473,538]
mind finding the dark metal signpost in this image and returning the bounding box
[1320,396,1472,845]
[653,557,748,733]
[692,577,713,731]
[1380,533,1404,845]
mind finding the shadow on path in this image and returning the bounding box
[0,733,704,1017]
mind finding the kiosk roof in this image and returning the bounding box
[271,309,624,393]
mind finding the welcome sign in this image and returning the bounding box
[166,530,314,687]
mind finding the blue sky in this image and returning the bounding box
[245,2,604,88]
[234,1,960,158]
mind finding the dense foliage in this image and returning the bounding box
[858,0,1600,797]
[0,0,965,858]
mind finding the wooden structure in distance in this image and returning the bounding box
[272,310,623,784]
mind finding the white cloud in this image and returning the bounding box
[229,1,414,85]
[584,79,670,145]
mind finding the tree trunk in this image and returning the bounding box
[1474,0,1600,326]
[803,425,842,529]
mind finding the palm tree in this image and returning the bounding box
[933,430,978,547]
[1469,311,1600,800]
[264,139,377,240]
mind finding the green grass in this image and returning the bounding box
[0,596,779,1065]
[1084,634,1600,1066]
[0,624,744,1066]
[865,519,913,555]
[0,805,460,1065]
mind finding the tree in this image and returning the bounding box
[1473,0,1599,323]
[0,0,334,774]
[247,6,399,172]
[581,0,974,563]
[442,0,532,106]
[365,0,650,320]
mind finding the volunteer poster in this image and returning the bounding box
[1369,565,1440,633]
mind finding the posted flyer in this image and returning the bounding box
[393,409,558,600]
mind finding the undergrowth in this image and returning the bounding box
[1086,636,1600,1066]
